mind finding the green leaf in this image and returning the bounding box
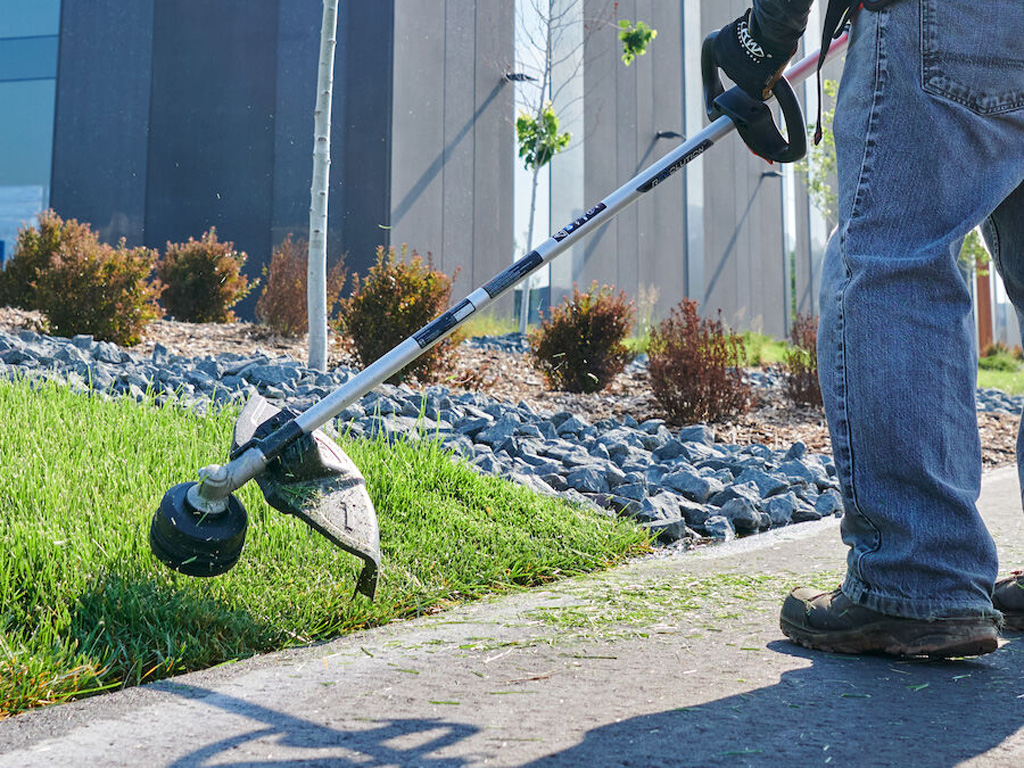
[515,102,571,171]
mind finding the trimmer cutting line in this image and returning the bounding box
[150,33,850,599]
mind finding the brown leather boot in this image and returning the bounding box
[780,587,999,658]
[993,572,1024,631]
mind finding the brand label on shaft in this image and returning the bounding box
[552,203,607,242]
[637,140,714,193]
[413,298,475,348]
[483,250,543,299]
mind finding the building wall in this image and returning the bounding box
[48,1,509,320]
[552,0,823,338]
[389,1,515,308]
[554,1,688,323]
[8,1,922,342]
[145,0,278,323]
[0,0,62,264]
[50,0,152,246]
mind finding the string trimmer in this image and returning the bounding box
[149,32,849,599]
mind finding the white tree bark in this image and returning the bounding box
[307,0,340,372]
[517,0,555,335]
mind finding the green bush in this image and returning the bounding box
[335,245,461,384]
[979,342,1022,372]
[647,298,750,423]
[156,229,252,323]
[255,234,347,337]
[0,210,97,310]
[32,238,163,347]
[529,283,635,394]
[782,313,822,407]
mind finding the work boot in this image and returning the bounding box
[780,587,999,658]
[993,573,1024,631]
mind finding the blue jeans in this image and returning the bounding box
[819,0,1024,620]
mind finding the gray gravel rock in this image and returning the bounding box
[18,327,1000,548]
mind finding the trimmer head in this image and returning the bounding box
[150,482,248,576]
[232,395,380,599]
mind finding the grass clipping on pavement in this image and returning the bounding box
[0,377,650,718]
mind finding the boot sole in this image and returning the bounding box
[780,616,999,659]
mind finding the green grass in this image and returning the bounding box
[625,330,787,366]
[741,332,788,368]
[459,311,517,339]
[0,377,649,718]
[978,349,1024,394]
[978,367,1024,395]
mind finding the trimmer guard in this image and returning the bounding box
[232,395,380,599]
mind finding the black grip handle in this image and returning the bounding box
[701,32,807,164]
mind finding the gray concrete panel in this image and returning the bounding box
[548,0,587,307]
[337,2,394,278]
[442,0,477,286]
[471,3,514,313]
[698,0,790,336]
[390,1,512,309]
[270,2,322,248]
[390,3,446,265]
[644,3,686,320]
[144,0,278,319]
[50,0,155,245]
[579,5,620,293]
[613,0,640,297]
[569,0,790,335]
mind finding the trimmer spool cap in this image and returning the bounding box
[150,482,248,576]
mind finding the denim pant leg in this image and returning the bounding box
[982,182,1024,496]
[818,1,1024,620]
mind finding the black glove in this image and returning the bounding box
[711,9,798,101]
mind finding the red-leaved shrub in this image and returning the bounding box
[783,312,822,407]
[0,210,97,310]
[255,235,347,336]
[647,298,750,423]
[0,210,163,345]
[33,239,163,346]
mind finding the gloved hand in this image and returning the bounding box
[710,9,798,101]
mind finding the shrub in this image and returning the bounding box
[32,238,163,346]
[335,245,461,384]
[783,313,822,407]
[979,341,1021,372]
[529,283,635,394]
[156,229,252,323]
[647,298,750,423]
[255,235,347,337]
[0,210,97,310]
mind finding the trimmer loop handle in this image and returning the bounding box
[701,32,807,164]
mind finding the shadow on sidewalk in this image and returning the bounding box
[155,636,1024,767]
[152,683,479,767]
[525,637,1024,767]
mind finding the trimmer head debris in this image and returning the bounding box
[232,395,380,599]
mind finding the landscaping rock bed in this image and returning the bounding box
[3,320,1020,549]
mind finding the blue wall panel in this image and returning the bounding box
[51,0,154,245]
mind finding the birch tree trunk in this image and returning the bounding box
[517,0,554,335]
[307,0,339,372]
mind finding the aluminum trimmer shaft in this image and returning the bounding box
[193,32,850,508]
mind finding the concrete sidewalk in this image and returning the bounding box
[3,468,1024,767]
